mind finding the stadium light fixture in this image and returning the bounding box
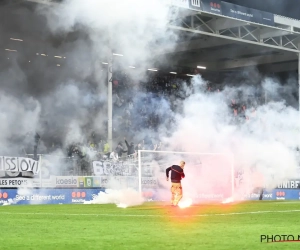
[5,49,17,52]
[102,62,108,65]
[197,66,206,69]
[54,56,63,59]
[170,72,177,74]
[10,38,23,42]
[186,74,195,77]
[57,64,61,67]
[41,54,47,56]
[148,68,158,72]
[129,66,136,69]
[113,53,123,57]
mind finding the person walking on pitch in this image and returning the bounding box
[166,161,185,206]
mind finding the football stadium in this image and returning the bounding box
[1,0,300,249]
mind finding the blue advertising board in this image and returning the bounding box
[245,189,300,201]
[0,188,299,205]
[0,188,105,205]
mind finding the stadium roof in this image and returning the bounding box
[1,0,300,77]
[157,0,300,75]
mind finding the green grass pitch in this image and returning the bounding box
[0,201,300,250]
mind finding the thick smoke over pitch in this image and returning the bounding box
[159,75,300,201]
[84,189,144,207]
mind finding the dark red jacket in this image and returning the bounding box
[166,165,185,183]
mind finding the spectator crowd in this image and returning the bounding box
[20,72,266,175]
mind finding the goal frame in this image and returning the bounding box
[137,150,235,199]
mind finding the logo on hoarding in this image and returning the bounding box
[201,0,221,14]
[0,191,9,204]
[78,177,84,188]
[277,180,300,189]
[85,177,93,188]
[56,177,78,187]
[210,2,220,8]
[71,192,86,198]
[0,192,8,199]
[71,191,86,203]
[0,178,31,187]
[93,177,101,187]
[276,191,285,200]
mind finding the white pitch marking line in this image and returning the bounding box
[0,210,300,217]
[271,201,300,204]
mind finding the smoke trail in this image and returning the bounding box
[84,188,144,207]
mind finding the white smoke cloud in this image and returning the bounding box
[39,0,176,69]
[0,91,41,155]
[0,0,179,152]
[84,188,144,207]
[155,74,299,202]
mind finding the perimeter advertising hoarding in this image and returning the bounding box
[200,0,274,26]
[276,179,300,189]
[0,188,105,205]
[200,0,221,14]
[0,178,41,188]
[221,1,274,26]
[0,175,158,189]
[260,10,275,27]
[0,188,300,205]
[246,189,300,201]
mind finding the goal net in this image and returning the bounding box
[137,150,234,203]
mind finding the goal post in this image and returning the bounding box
[137,150,235,202]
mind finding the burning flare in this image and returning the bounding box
[221,197,234,204]
[178,198,193,208]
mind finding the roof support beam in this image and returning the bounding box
[168,25,300,53]
[260,27,292,40]
[212,53,297,70]
[26,0,59,6]
[177,46,276,64]
[259,61,298,73]
[210,18,246,31]
[181,53,297,70]
[155,35,233,55]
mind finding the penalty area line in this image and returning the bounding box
[0,209,300,217]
